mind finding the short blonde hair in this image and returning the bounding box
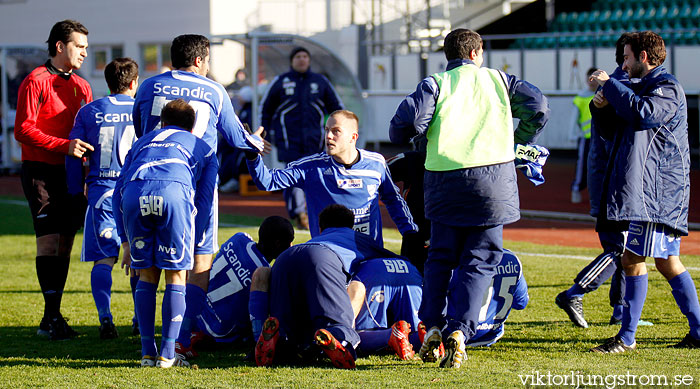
[328,110,359,131]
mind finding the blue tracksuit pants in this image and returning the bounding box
[419,221,503,341]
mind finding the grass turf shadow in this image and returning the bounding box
[0,325,142,366]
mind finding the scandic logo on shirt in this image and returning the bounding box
[337,179,363,189]
[153,82,214,102]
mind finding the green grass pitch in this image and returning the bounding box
[0,196,699,387]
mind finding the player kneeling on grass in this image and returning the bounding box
[254,204,397,369]
[173,216,294,361]
[66,58,140,339]
[114,99,218,368]
[349,249,529,361]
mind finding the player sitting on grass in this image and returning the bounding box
[115,99,218,368]
[66,57,139,340]
[174,216,294,361]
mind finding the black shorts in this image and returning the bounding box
[20,161,81,237]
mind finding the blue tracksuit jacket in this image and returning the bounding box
[389,58,549,227]
[259,68,343,162]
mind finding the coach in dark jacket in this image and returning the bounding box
[259,47,344,227]
[260,47,344,163]
[389,29,548,367]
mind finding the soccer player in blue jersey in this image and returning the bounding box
[132,34,269,355]
[465,249,529,346]
[115,99,218,368]
[349,256,422,360]
[66,57,139,339]
[174,216,294,360]
[351,249,528,359]
[246,109,418,247]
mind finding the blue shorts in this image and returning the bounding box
[353,258,422,331]
[122,180,196,271]
[81,190,121,262]
[194,190,218,255]
[626,221,681,259]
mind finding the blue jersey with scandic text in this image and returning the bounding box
[66,94,137,197]
[247,149,417,245]
[462,249,529,346]
[133,70,264,153]
[113,126,218,242]
[197,232,269,341]
[352,257,422,330]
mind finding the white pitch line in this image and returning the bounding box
[3,206,687,269]
[516,252,594,261]
[294,235,700,271]
[0,199,28,206]
[219,222,254,228]
[509,251,700,272]
[219,222,313,237]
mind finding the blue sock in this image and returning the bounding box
[612,304,624,320]
[409,331,422,351]
[161,284,186,360]
[618,274,648,346]
[357,329,392,354]
[91,263,113,323]
[249,291,269,340]
[130,275,139,325]
[565,284,586,299]
[135,280,158,357]
[177,284,207,346]
[669,271,700,339]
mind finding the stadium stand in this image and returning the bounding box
[516,0,700,49]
